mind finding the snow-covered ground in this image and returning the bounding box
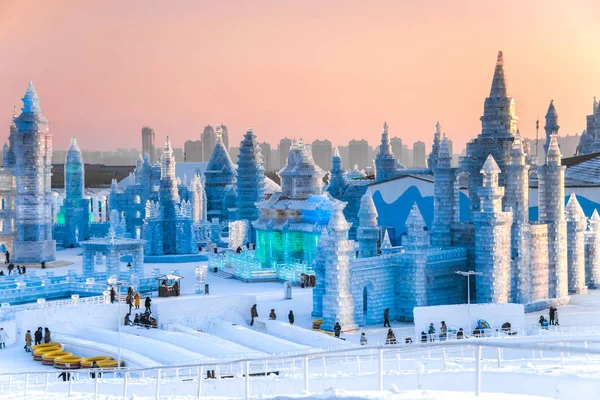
[1,248,600,399]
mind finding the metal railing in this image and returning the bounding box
[1,338,600,399]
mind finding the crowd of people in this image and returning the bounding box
[20,327,51,352]
[1,263,27,276]
[253,305,294,326]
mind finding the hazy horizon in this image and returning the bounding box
[1,0,599,152]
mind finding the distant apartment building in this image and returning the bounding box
[141,126,156,163]
[259,142,272,171]
[229,146,240,164]
[348,139,369,169]
[278,138,292,169]
[413,141,426,168]
[202,125,216,161]
[390,137,403,164]
[184,140,203,162]
[311,139,333,171]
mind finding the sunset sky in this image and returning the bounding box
[1,0,599,153]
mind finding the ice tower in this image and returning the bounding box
[13,82,56,263]
[374,122,397,182]
[55,137,92,247]
[204,132,237,222]
[236,127,265,241]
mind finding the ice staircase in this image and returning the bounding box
[213,270,233,279]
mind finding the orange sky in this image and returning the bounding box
[1,0,599,152]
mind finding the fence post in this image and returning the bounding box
[357,355,361,375]
[378,348,384,391]
[155,368,161,400]
[442,348,447,371]
[585,341,590,361]
[123,371,128,400]
[396,351,401,372]
[69,373,73,396]
[304,356,309,392]
[94,374,99,400]
[24,373,29,397]
[560,343,564,367]
[245,361,250,400]
[475,345,482,396]
[322,357,327,376]
[197,367,203,398]
[292,357,297,377]
[497,347,502,368]
[44,373,49,396]
[8,374,12,393]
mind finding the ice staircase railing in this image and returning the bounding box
[2,339,600,399]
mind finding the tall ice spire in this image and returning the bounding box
[480,51,517,138]
[544,100,559,154]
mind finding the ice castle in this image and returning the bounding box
[315,51,600,331]
[575,97,600,156]
[109,137,205,255]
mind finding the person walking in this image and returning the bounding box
[383,308,390,328]
[269,309,276,320]
[22,266,26,274]
[126,292,133,313]
[0,327,8,349]
[16,265,21,275]
[34,327,42,346]
[288,310,294,325]
[554,309,560,326]
[333,322,342,338]
[7,263,13,275]
[110,287,116,304]
[134,292,140,309]
[44,327,51,343]
[144,297,152,313]
[24,330,32,352]
[250,304,258,326]
[549,307,556,326]
[4,250,9,264]
[360,332,367,345]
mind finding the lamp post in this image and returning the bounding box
[108,277,125,369]
[455,271,481,332]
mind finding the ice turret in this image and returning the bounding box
[544,100,559,154]
[586,210,600,288]
[236,126,266,241]
[565,194,588,294]
[427,122,442,169]
[357,190,379,258]
[403,202,430,250]
[278,141,325,199]
[380,229,392,254]
[374,122,398,182]
[204,132,237,221]
[320,204,357,332]
[480,51,517,138]
[328,147,348,197]
[13,81,56,263]
[474,154,512,303]
[159,136,179,203]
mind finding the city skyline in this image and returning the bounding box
[1,1,599,152]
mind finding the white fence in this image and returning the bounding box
[2,339,600,399]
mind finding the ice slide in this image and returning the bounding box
[136,324,266,360]
[202,319,311,354]
[255,319,358,350]
[57,325,215,365]
[53,334,160,368]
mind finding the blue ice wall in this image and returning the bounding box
[529,195,600,222]
[372,186,469,246]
